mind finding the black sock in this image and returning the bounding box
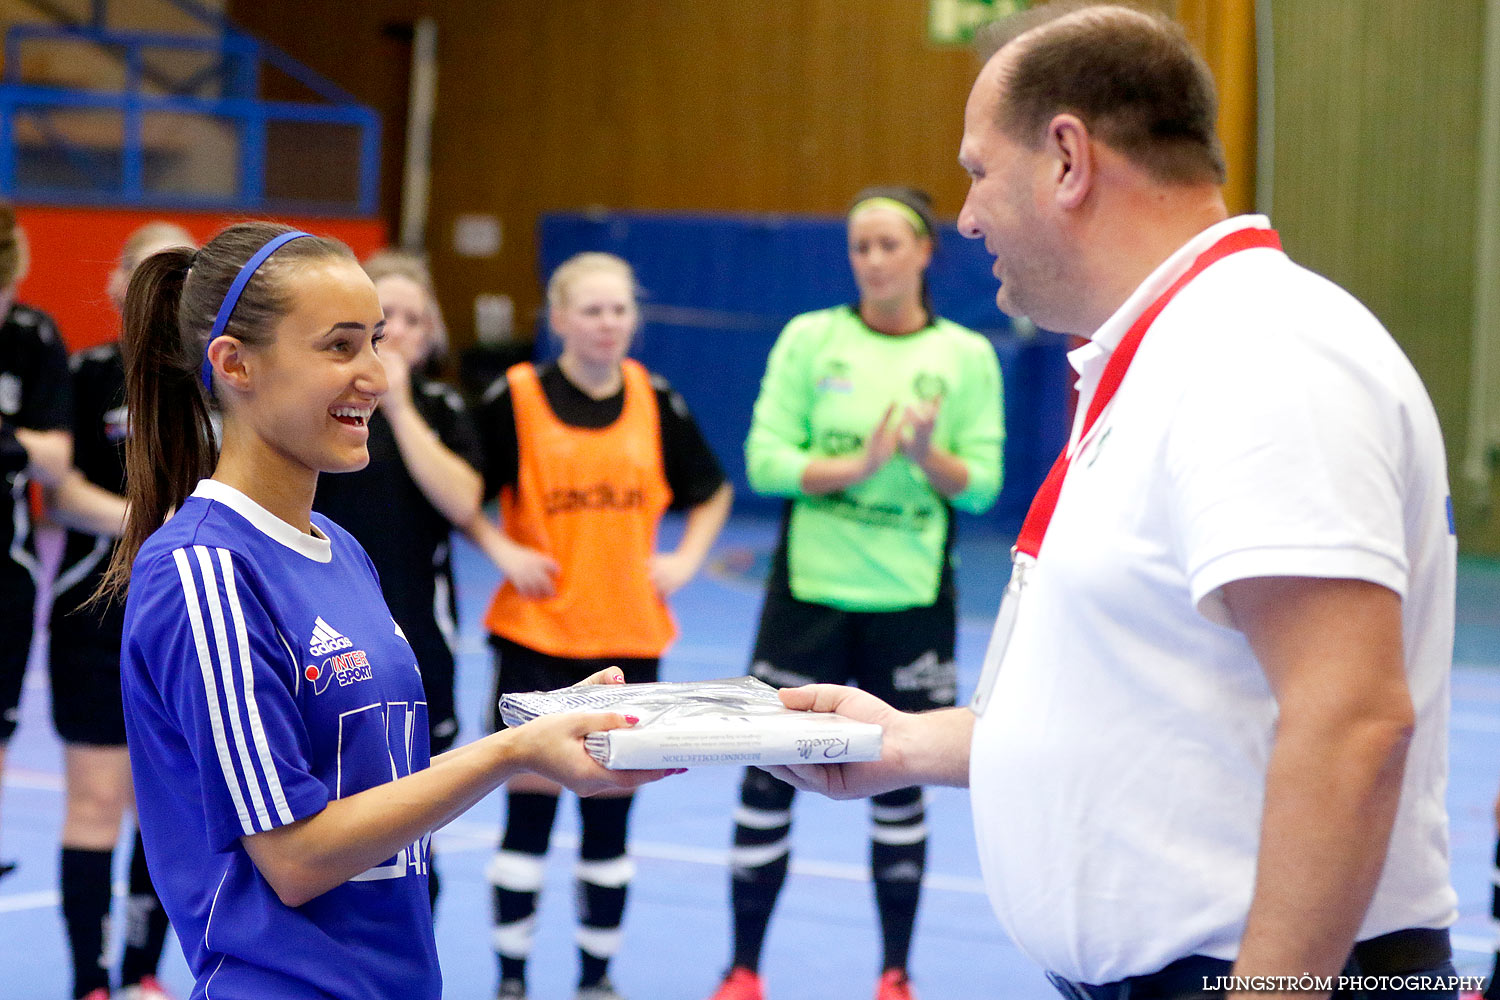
[491,791,560,984]
[870,787,927,973]
[120,830,170,986]
[729,768,795,973]
[61,846,113,998]
[576,796,635,987]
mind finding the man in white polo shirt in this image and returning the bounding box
[767,4,1459,998]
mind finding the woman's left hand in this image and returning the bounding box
[898,397,941,464]
[575,667,628,687]
[509,711,676,795]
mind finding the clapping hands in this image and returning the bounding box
[857,397,943,481]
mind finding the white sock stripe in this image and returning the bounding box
[173,548,256,837]
[219,549,295,826]
[486,850,547,891]
[194,545,273,832]
[575,924,624,958]
[870,797,926,824]
[870,822,929,846]
[575,855,636,888]
[733,805,792,830]
[729,840,790,869]
[491,916,537,957]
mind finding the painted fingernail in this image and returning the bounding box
[624,715,640,725]
[670,768,688,775]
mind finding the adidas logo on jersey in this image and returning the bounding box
[309,616,354,657]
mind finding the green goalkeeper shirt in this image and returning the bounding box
[746,305,1004,611]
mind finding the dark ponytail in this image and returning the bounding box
[95,245,208,602]
[95,221,354,602]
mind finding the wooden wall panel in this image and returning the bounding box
[1176,0,1257,215]
[229,0,986,338]
[1267,1,1487,544]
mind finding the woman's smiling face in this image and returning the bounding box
[229,258,389,476]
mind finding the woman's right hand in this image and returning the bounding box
[508,711,674,796]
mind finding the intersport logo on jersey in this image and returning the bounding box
[304,617,372,695]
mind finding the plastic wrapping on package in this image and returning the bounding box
[498,676,883,769]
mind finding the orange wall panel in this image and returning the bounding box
[13,206,387,352]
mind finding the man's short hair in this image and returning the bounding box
[976,2,1227,187]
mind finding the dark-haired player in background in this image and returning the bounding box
[0,202,73,885]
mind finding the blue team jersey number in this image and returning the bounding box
[340,699,431,882]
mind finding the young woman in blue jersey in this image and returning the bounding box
[46,221,191,1000]
[99,221,670,1000]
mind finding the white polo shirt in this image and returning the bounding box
[969,214,1457,983]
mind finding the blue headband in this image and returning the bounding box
[200,231,314,393]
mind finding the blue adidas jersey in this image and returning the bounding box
[121,479,440,1000]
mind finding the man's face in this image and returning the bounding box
[957,57,1069,329]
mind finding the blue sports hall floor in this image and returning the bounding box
[5,511,1500,999]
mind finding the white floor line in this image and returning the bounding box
[0,890,59,914]
[1,768,62,792]
[0,774,991,898]
[434,818,989,895]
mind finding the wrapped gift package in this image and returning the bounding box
[498,676,883,769]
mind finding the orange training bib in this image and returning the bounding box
[483,360,676,659]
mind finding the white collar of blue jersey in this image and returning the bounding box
[191,479,333,563]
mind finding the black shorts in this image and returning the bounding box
[0,568,35,743]
[486,635,659,732]
[748,585,957,713]
[47,624,126,746]
[403,622,459,754]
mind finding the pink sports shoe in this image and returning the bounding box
[706,967,764,1000]
[875,968,918,1000]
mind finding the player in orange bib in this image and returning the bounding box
[474,252,733,1000]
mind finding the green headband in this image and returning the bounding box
[848,196,929,237]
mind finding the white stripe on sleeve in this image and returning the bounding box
[193,545,273,831]
[218,548,296,826]
[277,629,301,697]
[172,548,256,837]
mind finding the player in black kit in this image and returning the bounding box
[0,202,73,881]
